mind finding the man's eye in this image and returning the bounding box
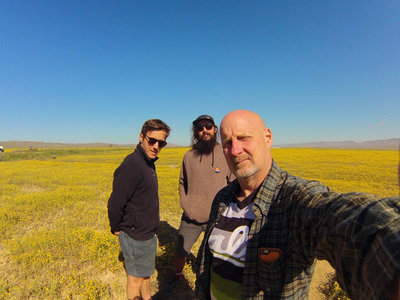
[222,141,231,148]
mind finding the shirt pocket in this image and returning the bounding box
[257,252,284,294]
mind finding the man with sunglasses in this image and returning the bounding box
[167,115,233,291]
[108,119,170,300]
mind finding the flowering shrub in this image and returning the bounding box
[318,273,350,300]
[0,147,397,299]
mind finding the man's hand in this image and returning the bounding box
[114,231,120,236]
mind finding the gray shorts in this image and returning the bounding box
[118,231,157,277]
[176,215,208,257]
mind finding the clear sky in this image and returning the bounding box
[1,1,399,146]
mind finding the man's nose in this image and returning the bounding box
[230,140,243,156]
[153,141,160,150]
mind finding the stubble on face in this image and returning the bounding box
[231,154,258,179]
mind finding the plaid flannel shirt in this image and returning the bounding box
[195,160,400,299]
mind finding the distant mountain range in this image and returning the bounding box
[0,140,183,149]
[275,138,399,149]
[0,138,398,150]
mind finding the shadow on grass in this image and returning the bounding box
[153,220,197,300]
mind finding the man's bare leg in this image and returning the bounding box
[140,277,151,300]
[127,275,144,300]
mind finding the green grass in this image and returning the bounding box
[0,147,132,162]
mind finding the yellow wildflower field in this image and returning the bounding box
[0,147,398,299]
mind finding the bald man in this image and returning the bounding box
[195,110,400,299]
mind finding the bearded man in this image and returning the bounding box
[166,115,234,291]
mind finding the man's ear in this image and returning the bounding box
[139,133,144,143]
[265,128,273,147]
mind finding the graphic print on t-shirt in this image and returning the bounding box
[208,198,256,299]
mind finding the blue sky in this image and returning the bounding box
[1,1,399,146]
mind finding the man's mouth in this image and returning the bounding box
[233,156,250,166]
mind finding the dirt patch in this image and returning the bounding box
[309,260,335,299]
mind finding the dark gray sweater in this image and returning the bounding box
[108,144,159,240]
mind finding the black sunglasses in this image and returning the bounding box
[144,135,167,148]
[196,122,214,132]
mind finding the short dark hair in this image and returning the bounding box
[141,119,171,137]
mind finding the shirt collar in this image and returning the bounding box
[136,143,159,164]
[235,183,261,209]
[253,160,285,215]
[222,160,285,215]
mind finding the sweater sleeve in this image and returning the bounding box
[293,183,400,299]
[179,157,188,205]
[107,159,141,234]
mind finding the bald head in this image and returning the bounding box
[220,110,273,191]
[221,110,267,134]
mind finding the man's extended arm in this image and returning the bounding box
[294,184,400,299]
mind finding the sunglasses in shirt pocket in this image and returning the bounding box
[259,247,282,264]
[257,247,284,294]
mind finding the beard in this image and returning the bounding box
[233,163,258,179]
[192,133,217,154]
[231,155,259,179]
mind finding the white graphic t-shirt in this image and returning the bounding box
[209,194,256,300]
